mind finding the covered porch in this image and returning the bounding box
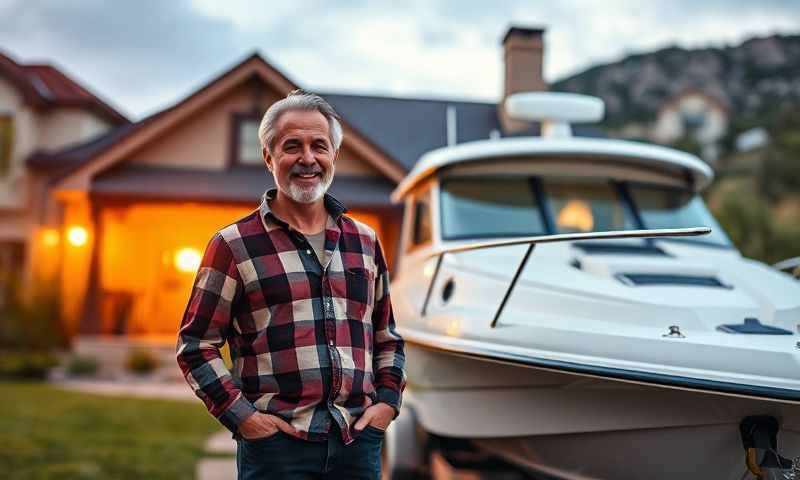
[58,165,401,341]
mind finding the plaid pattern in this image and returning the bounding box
[176,190,405,445]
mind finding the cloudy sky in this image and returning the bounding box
[1,0,798,120]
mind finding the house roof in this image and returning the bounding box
[91,165,396,207]
[33,89,606,182]
[321,93,503,171]
[27,54,278,172]
[27,122,138,172]
[42,53,407,194]
[657,87,732,117]
[0,50,128,125]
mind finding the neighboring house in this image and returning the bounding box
[6,26,564,343]
[0,51,128,310]
[651,87,731,162]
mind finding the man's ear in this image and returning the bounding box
[263,147,273,173]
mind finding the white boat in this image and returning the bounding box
[384,93,800,480]
[775,257,800,279]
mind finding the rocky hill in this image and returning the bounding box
[551,34,800,128]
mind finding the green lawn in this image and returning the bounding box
[0,382,222,479]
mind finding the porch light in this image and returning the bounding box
[42,228,60,247]
[67,226,89,247]
[174,247,202,273]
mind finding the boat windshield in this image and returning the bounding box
[626,184,732,247]
[543,178,637,233]
[439,177,732,247]
[440,178,547,239]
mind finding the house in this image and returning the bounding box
[651,87,731,162]
[4,26,552,345]
[0,51,128,311]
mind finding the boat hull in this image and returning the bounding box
[404,341,800,480]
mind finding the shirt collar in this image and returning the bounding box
[259,189,348,227]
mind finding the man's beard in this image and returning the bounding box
[276,163,334,204]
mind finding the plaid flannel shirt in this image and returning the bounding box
[176,190,406,444]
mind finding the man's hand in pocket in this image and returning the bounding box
[238,412,297,440]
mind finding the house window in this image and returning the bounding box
[235,116,263,166]
[0,115,13,177]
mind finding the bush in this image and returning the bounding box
[0,294,68,351]
[125,349,160,375]
[65,355,100,377]
[712,188,800,264]
[0,351,59,380]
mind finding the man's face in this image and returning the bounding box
[264,109,336,204]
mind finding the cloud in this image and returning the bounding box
[0,0,243,117]
[1,0,797,119]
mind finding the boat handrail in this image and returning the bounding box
[420,227,711,327]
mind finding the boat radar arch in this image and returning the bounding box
[505,92,605,138]
[391,92,714,203]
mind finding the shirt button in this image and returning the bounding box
[306,249,311,255]
[329,339,334,346]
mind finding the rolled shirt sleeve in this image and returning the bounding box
[176,232,257,434]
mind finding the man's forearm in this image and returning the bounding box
[176,232,254,434]
[176,336,257,433]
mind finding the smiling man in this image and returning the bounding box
[176,90,406,479]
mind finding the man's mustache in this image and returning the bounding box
[290,164,324,176]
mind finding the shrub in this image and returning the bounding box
[0,293,68,351]
[0,351,59,380]
[125,349,160,375]
[65,355,100,377]
[712,188,800,264]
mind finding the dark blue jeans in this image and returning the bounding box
[236,422,384,480]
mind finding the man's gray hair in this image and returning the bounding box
[258,89,343,154]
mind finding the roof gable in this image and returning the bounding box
[0,50,127,124]
[51,53,406,196]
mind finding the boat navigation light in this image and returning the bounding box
[505,92,605,139]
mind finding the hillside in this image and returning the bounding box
[552,34,800,128]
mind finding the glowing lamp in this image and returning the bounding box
[67,226,89,247]
[174,248,202,273]
[557,200,594,232]
[42,229,60,247]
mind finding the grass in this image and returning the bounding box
[0,381,223,479]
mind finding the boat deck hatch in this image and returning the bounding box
[718,318,793,335]
[616,273,729,288]
[573,242,670,256]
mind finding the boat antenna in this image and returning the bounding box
[504,92,605,138]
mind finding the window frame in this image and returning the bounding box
[0,114,14,178]
[540,176,640,235]
[438,175,550,241]
[622,180,734,249]
[229,112,264,167]
[407,187,434,252]
[433,174,732,248]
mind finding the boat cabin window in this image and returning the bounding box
[409,189,433,249]
[438,176,731,245]
[542,178,637,233]
[440,178,547,240]
[626,184,732,247]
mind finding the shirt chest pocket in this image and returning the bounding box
[343,267,375,320]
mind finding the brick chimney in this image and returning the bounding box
[499,26,547,134]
